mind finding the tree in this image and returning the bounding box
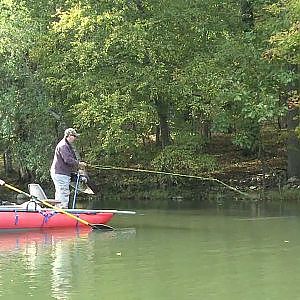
[0,0,53,180]
[261,0,300,178]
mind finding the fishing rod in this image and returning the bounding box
[87,164,252,199]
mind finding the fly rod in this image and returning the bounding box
[87,164,252,198]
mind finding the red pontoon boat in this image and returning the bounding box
[0,207,136,230]
[0,181,136,231]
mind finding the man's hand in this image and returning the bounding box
[80,176,88,183]
[78,161,87,169]
[0,180,5,186]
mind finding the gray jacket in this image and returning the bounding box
[50,138,79,176]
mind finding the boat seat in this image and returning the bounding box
[28,184,61,205]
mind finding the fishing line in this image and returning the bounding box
[87,164,252,198]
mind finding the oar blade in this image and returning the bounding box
[91,224,114,231]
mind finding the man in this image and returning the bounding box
[50,128,86,208]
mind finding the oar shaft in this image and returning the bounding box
[2,182,31,198]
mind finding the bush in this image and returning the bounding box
[151,145,218,175]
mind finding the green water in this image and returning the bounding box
[0,209,300,299]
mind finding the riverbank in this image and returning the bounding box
[0,130,297,207]
[91,130,287,194]
[205,132,287,191]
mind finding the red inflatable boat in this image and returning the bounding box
[0,207,135,230]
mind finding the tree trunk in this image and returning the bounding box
[286,63,300,178]
[287,106,300,178]
[240,0,254,31]
[198,117,211,141]
[278,92,288,129]
[135,0,145,13]
[155,125,161,147]
[159,112,171,148]
[155,98,171,148]
[18,166,31,182]
[3,149,13,175]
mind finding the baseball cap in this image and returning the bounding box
[64,128,80,137]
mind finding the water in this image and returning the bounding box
[0,209,300,299]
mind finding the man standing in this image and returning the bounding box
[50,128,86,208]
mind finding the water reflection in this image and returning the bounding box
[2,207,300,300]
[51,236,75,300]
[0,228,92,252]
[0,227,136,299]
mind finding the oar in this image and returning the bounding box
[0,179,114,231]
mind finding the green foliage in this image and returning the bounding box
[0,0,297,183]
[151,133,218,175]
[72,91,156,164]
[0,0,55,179]
[261,0,300,64]
[233,123,260,154]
